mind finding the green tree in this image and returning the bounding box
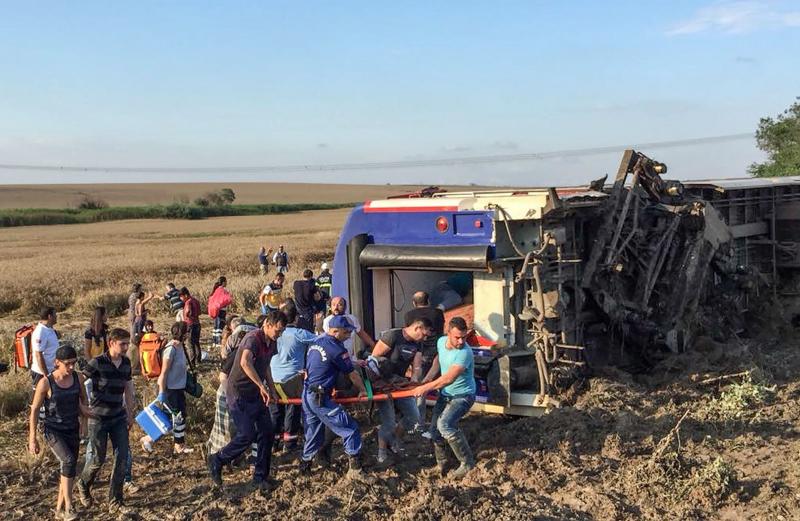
[749,98,800,177]
[219,188,236,204]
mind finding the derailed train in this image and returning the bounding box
[331,150,800,415]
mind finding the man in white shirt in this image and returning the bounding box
[322,297,374,358]
[31,306,60,386]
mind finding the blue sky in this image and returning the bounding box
[0,0,798,185]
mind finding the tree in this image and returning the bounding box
[219,188,236,204]
[749,98,800,177]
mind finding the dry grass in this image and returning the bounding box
[0,209,348,330]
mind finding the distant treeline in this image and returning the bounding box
[0,202,355,228]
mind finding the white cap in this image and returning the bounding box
[321,262,329,270]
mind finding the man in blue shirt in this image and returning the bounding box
[413,316,476,478]
[269,300,316,452]
[299,315,373,482]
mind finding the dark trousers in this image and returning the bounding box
[79,415,130,502]
[212,310,227,346]
[215,397,273,481]
[188,323,201,364]
[45,427,80,478]
[269,403,302,445]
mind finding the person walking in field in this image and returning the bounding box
[180,287,202,366]
[258,246,273,275]
[77,328,137,511]
[259,273,285,314]
[160,282,184,320]
[127,283,142,337]
[414,317,477,478]
[207,310,288,491]
[31,307,60,391]
[209,276,233,349]
[133,290,155,339]
[140,322,194,455]
[273,245,289,274]
[28,345,93,521]
[84,306,109,360]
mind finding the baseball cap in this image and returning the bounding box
[321,262,329,270]
[328,315,355,330]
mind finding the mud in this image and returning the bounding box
[2,319,799,520]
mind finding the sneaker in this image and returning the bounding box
[207,454,223,486]
[421,431,433,440]
[389,440,405,455]
[140,435,154,453]
[123,481,139,495]
[77,480,92,508]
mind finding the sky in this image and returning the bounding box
[0,0,798,186]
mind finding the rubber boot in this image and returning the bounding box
[346,454,376,484]
[433,442,449,476]
[317,428,335,468]
[446,432,475,479]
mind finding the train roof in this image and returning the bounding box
[683,176,800,191]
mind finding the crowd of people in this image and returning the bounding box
[25,258,478,518]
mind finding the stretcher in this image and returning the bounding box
[276,386,423,405]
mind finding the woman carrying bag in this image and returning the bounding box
[140,322,195,455]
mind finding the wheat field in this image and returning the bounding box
[0,182,454,209]
[0,208,349,334]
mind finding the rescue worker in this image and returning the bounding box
[299,315,373,482]
[414,316,476,478]
[316,262,332,300]
[207,311,287,491]
[370,317,431,464]
[322,296,375,358]
[273,245,289,274]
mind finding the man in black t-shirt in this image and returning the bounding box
[293,269,319,333]
[370,317,432,464]
[208,311,288,491]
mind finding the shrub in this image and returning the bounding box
[20,285,74,315]
[76,194,109,210]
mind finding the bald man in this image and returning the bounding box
[322,297,375,358]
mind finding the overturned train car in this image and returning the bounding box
[331,150,800,415]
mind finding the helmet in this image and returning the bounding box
[321,262,329,270]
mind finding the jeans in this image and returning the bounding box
[80,415,130,502]
[214,397,273,481]
[430,393,475,442]
[377,396,421,444]
[269,403,302,445]
[44,428,80,478]
[301,389,361,461]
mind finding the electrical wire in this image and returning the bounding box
[0,133,753,174]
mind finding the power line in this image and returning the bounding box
[0,132,753,174]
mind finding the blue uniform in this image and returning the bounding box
[301,334,362,461]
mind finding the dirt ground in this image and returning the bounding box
[1,306,799,520]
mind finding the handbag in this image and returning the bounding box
[185,370,203,398]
